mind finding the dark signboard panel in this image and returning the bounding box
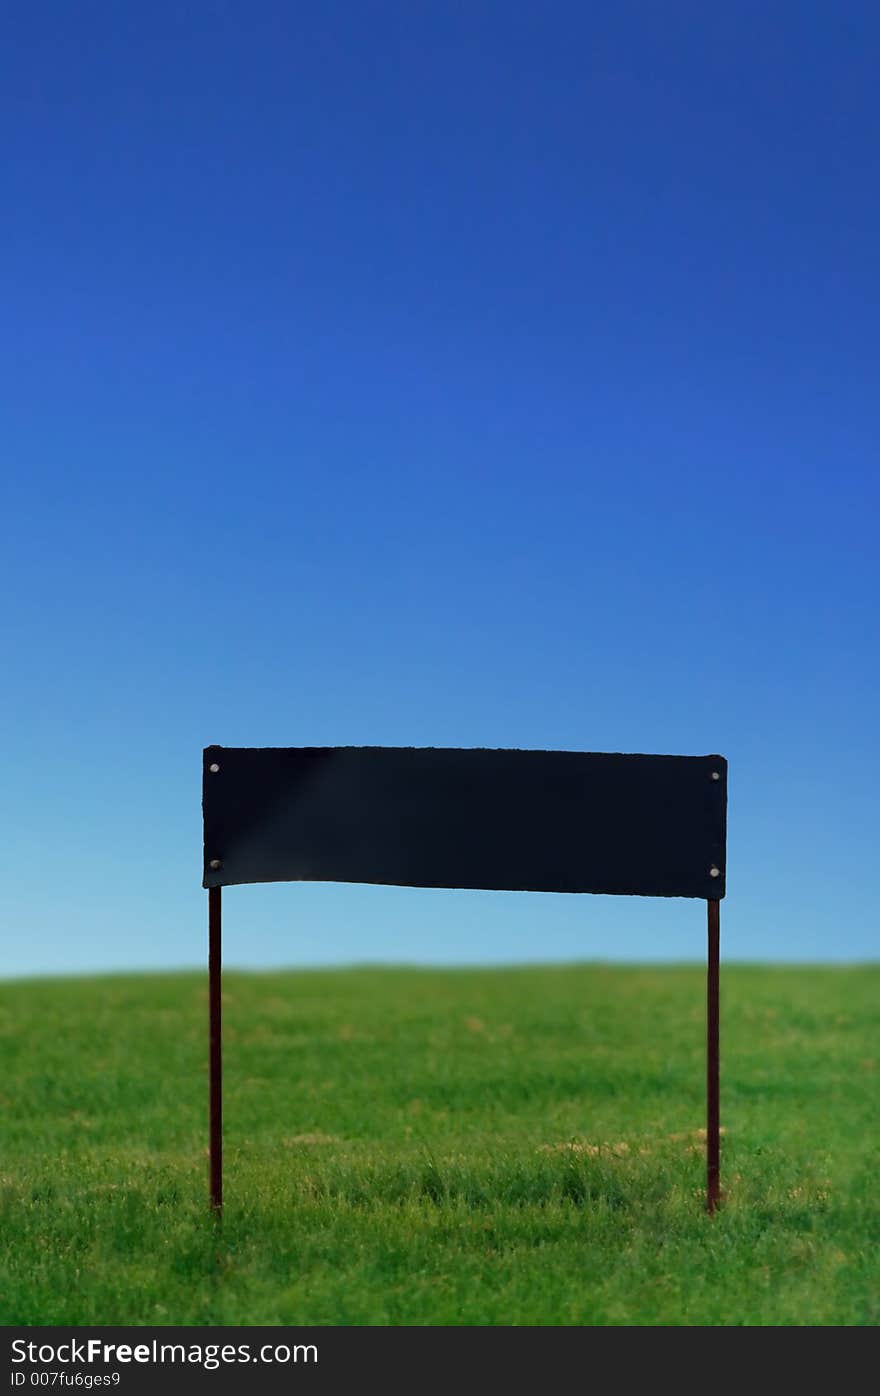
[203,746,727,900]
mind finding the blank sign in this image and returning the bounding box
[202,746,727,900]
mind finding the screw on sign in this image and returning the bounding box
[201,745,728,1217]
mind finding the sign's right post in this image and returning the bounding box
[706,898,721,1213]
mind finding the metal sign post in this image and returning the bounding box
[208,885,222,1216]
[202,745,727,1217]
[707,897,721,1214]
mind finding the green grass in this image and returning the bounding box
[1,963,877,1325]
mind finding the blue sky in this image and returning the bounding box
[2,2,878,975]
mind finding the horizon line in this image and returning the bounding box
[2,957,878,985]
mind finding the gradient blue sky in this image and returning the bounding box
[3,3,878,975]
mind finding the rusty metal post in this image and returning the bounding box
[706,897,721,1214]
[209,886,222,1216]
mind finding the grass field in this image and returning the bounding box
[1,963,877,1325]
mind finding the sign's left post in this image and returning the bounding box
[208,885,223,1216]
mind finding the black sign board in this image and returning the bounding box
[202,746,726,899]
[200,744,728,1216]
